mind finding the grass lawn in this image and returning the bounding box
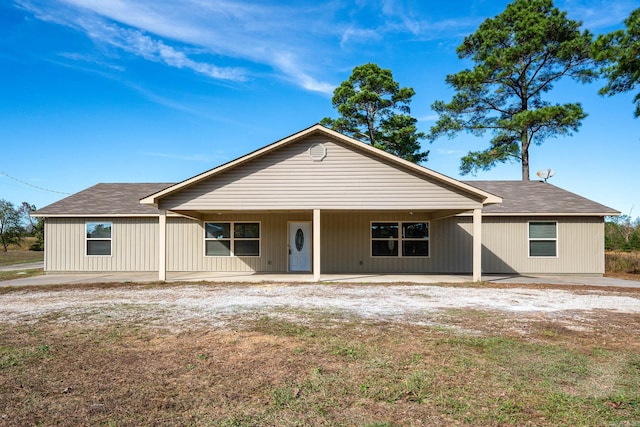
[0,292,638,427]
[0,269,44,281]
[0,239,44,267]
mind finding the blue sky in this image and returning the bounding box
[1,0,638,216]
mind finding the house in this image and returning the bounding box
[33,124,619,281]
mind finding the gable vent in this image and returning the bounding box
[308,143,327,161]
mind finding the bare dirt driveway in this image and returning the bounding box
[2,282,640,333]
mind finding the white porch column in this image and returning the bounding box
[313,209,321,282]
[158,210,166,281]
[472,208,482,282]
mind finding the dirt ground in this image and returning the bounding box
[2,282,640,330]
[1,282,639,426]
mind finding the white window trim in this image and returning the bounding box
[85,221,113,257]
[528,220,558,258]
[370,221,430,258]
[204,221,261,258]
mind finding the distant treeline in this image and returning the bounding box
[606,215,640,251]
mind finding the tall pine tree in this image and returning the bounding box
[429,0,596,179]
[322,63,428,163]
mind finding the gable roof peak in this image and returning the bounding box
[140,124,501,206]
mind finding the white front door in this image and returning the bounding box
[289,222,311,272]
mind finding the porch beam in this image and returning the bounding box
[472,208,482,282]
[313,209,321,282]
[159,210,166,281]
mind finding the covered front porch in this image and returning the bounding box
[156,208,485,282]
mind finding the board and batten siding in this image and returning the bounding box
[166,212,473,273]
[479,216,605,275]
[321,212,473,273]
[44,218,158,272]
[159,135,483,212]
[166,213,310,272]
[44,214,605,275]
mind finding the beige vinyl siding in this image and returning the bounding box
[159,135,482,212]
[480,217,605,274]
[322,212,473,273]
[44,218,158,272]
[166,212,474,274]
[44,213,605,275]
[166,212,310,272]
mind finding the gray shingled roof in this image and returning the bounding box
[33,183,173,216]
[465,180,619,215]
[34,180,619,216]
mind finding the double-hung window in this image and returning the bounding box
[205,222,260,257]
[529,221,557,257]
[86,222,112,256]
[371,222,429,257]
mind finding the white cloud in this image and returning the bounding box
[16,0,484,93]
[561,0,637,30]
[102,24,246,81]
[18,0,338,92]
[417,114,439,122]
[272,52,335,95]
[437,148,465,156]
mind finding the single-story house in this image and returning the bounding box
[33,124,619,281]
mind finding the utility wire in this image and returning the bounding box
[0,171,71,195]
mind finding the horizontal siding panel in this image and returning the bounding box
[160,135,482,211]
[45,214,605,275]
[166,213,310,272]
[480,217,604,274]
[45,218,158,272]
[322,212,473,273]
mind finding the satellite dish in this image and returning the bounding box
[536,169,555,182]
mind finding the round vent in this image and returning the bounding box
[308,143,327,161]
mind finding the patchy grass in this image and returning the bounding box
[0,239,43,267]
[0,269,44,282]
[0,308,639,426]
[606,251,640,281]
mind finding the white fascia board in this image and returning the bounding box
[30,212,184,218]
[456,212,621,217]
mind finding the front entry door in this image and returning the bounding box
[289,222,311,272]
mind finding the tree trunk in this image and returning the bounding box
[521,129,530,181]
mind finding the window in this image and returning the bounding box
[86,222,112,256]
[371,222,429,257]
[205,222,260,257]
[529,221,557,257]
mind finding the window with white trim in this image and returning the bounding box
[86,222,112,256]
[529,221,557,257]
[371,222,429,257]
[205,222,260,257]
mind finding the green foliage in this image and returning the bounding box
[30,218,44,251]
[429,0,597,179]
[322,63,428,163]
[605,215,640,251]
[595,8,640,117]
[0,199,23,252]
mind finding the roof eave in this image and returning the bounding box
[458,211,621,217]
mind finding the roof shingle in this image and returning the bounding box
[33,180,619,216]
[33,183,173,216]
[465,180,619,215]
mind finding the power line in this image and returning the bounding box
[0,171,71,195]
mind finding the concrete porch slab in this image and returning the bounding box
[166,271,474,284]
